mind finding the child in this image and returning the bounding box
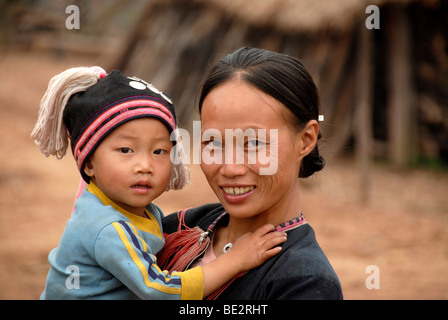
[32,66,286,300]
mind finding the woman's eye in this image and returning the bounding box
[203,139,222,148]
[119,147,132,154]
[246,140,265,149]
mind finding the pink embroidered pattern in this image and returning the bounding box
[74,99,175,170]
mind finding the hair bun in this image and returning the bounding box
[299,145,325,178]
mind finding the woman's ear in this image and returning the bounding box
[83,159,95,178]
[297,120,319,161]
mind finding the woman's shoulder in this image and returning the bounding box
[278,224,337,274]
[261,224,343,298]
[214,223,343,300]
[162,203,225,233]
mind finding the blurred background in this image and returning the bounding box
[0,0,447,299]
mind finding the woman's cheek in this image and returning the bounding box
[200,163,219,189]
[256,173,278,198]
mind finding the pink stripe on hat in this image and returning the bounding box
[74,99,176,171]
[74,99,174,154]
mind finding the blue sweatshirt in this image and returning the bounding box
[41,182,203,300]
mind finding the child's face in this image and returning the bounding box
[84,118,173,217]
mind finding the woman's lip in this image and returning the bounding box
[221,185,255,195]
[220,186,255,204]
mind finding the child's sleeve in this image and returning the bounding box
[94,220,204,300]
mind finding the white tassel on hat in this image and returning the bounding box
[31,66,106,158]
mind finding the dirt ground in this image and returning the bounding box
[0,51,447,300]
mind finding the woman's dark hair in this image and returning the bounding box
[198,47,325,178]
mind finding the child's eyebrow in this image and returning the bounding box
[115,133,138,141]
[115,132,171,142]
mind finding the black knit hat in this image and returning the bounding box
[63,70,177,182]
[32,66,189,189]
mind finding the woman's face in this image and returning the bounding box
[200,79,315,222]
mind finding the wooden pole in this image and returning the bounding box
[355,25,374,205]
[387,5,416,167]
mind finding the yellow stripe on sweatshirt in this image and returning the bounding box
[112,222,181,295]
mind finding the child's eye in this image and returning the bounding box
[153,149,166,155]
[119,147,133,154]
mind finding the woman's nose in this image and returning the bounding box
[217,144,248,177]
[218,162,247,178]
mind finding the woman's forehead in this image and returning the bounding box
[200,80,288,128]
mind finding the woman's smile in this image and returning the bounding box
[221,185,255,195]
[220,185,256,204]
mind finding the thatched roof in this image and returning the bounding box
[114,0,447,166]
[194,0,415,33]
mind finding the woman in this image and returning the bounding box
[161,47,343,300]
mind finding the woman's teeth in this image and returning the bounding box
[222,186,255,195]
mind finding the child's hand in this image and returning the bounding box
[227,224,287,272]
[200,224,286,297]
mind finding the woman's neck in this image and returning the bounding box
[214,185,302,254]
